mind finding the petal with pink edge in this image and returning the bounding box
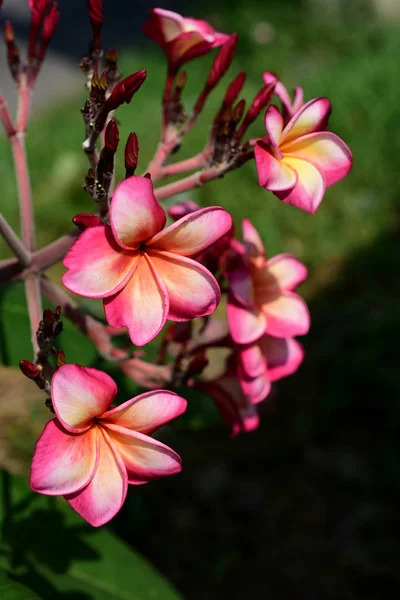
[282,98,332,144]
[227,294,266,344]
[228,259,254,307]
[276,156,325,214]
[148,207,232,257]
[65,429,127,527]
[264,105,284,148]
[280,132,352,187]
[62,226,137,299]
[153,8,184,41]
[104,255,169,346]
[104,423,182,484]
[255,142,297,191]
[30,420,98,496]
[262,291,310,338]
[101,390,187,434]
[237,343,266,378]
[52,364,117,433]
[265,254,308,291]
[260,336,304,382]
[149,251,220,321]
[237,365,271,404]
[242,218,266,263]
[110,176,166,249]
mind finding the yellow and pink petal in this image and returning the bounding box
[62,225,137,299]
[276,156,325,214]
[261,290,310,338]
[281,97,332,144]
[260,336,304,382]
[101,390,187,434]
[227,294,266,344]
[30,419,99,496]
[255,142,297,191]
[265,254,308,291]
[51,364,117,433]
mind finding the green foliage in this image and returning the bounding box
[0,568,42,600]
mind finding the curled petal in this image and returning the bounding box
[30,420,98,496]
[238,367,271,405]
[62,226,137,298]
[150,250,220,321]
[255,142,297,191]
[264,104,284,148]
[52,365,117,433]
[104,255,169,346]
[104,423,182,484]
[282,97,332,144]
[276,156,325,214]
[262,291,310,338]
[242,218,266,263]
[110,176,166,249]
[261,336,304,382]
[102,390,187,434]
[143,8,185,45]
[65,429,127,527]
[227,294,266,344]
[148,207,232,257]
[265,254,308,291]
[228,258,254,306]
[281,132,352,187]
[237,343,266,378]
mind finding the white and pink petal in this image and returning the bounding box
[265,254,308,291]
[255,142,297,191]
[276,156,326,214]
[282,97,331,144]
[262,291,310,338]
[227,294,266,344]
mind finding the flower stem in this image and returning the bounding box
[24,272,42,358]
[0,212,31,267]
[0,93,16,137]
[154,166,222,201]
[11,133,35,252]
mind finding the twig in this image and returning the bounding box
[11,133,35,252]
[0,212,31,267]
[154,166,223,201]
[15,75,31,134]
[24,272,42,358]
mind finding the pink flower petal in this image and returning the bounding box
[148,207,232,257]
[30,420,98,496]
[262,291,310,337]
[227,294,266,344]
[281,132,352,187]
[149,250,220,321]
[104,255,169,346]
[62,226,137,299]
[265,254,308,291]
[65,428,127,527]
[242,218,266,263]
[264,104,284,148]
[282,97,331,144]
[110,176,166,249]
[276,156,325,214]
[255,142,298,191]
[228,259,254,307]
[52,364,117,433]
[152,8,185,42]
[260,336,304,382]
[237,363,271,404]
[104,423,182,484]
[101,390,187,434]
[237,343,266,378]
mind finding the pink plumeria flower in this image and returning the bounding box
[263,72,304,122]
[30,364,187,527]
[62,176,232,346]
[254,99,353,213]
[236,334,304,405]
[142,8,230,73]
[227,219,310,344]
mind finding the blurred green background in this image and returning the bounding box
[1,0,400,598]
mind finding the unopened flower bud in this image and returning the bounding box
[105,70,147,110]
[73,212,102,230]
[124,132,139,177]
[235,77,277,140]
[223,71,246,107]
[19,360,40,380]
[207,33,237,90]
[105,119,119,152]
[88,0,102,31]
[232,98,246,124]
[43,307,53,328]
[56,349,66,367]
[4,21,21,81]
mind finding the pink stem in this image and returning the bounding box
[162,71,175,141]
[11,134,35,252]
[16,76,31,134]
[25,272,42,357]
[159,152,208,178]
[0,93,16,137]
[154,166,222,201]
[0,212,31,267]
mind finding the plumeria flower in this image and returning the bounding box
[62,176,232,346]
[226,219,310,344]
[142,8,230,73]
[263,71,304,122]
[30,364,187,527]
[236,334,304,405]
[254,99,353,213]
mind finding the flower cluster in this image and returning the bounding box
[5,4,354,527]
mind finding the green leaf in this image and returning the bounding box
[0,475,182,600]
[0,568,42,600]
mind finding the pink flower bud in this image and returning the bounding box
[223,72,246,107]
[88,0,102,30]
[124,132,139,177]
[36,2,59,61]
[235,77,277,140]
[72,213,102,231]
[206,33,237,90]
[19,360,40,380]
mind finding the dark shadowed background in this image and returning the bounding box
[1,0,399,598]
